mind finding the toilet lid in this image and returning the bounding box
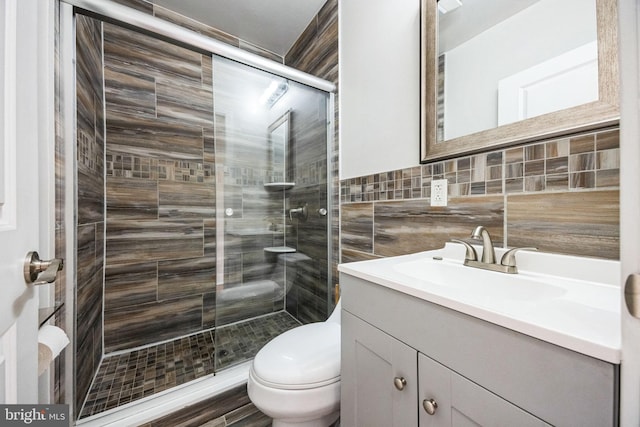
[252,322,341,389]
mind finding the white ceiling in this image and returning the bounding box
[439,0,539,52]
[150,0,329,57]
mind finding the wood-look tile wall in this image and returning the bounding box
[75,14,105,414]
[211,59,333,325]
[63,0,337,420]
[212,59,288,326]
[286,0,338,82]
[285,88,331,323]
[102,22,216,352]
[341,128,620,261]
[71,0,338,355]
[100,4,336,345]
[285,0,340,321]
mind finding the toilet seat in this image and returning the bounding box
[252,322,340,390]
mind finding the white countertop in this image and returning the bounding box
[338,243,622,363]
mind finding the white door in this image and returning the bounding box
[0,0,52,403]
[619,0,640,425]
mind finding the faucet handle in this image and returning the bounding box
[500,247,537,267]
[450,239,478,262]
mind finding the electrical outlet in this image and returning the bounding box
[431,179,448,207]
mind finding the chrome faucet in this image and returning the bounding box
[451,226,537,274]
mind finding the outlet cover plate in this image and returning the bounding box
[431,179,448,207]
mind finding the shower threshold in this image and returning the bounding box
[78,310,301,420]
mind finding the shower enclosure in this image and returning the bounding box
[63,2,334,421]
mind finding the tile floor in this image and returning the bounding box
[79,311,301,419]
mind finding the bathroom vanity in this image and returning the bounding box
[338,244,620,427]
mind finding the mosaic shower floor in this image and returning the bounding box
[79,311,301,419]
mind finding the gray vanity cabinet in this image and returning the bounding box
[340,273,618,427]
[341,310,417,427]
[342,310,548,427]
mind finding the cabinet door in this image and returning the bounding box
[418,352,452,426]
[419,354,549,427]
[342,311,418,427]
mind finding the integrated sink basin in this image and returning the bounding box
[338,242,621,363]
[393,257,567,301]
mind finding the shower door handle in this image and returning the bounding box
[23,251,64,285]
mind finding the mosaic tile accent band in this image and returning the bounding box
[341,128,619,203]
[107,155,215,183]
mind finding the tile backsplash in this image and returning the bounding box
[341,128,620,261]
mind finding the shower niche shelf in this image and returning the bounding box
[264,182,295,191]
[264,246,297,254]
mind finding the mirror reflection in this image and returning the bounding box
[437,0,598,142]
[268,110,292,182]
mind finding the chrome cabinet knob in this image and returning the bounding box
[423,398,438,415]
[393,377,407,390]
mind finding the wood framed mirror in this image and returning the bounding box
[420,0,619,163]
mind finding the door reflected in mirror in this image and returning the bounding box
[438,0,598,141]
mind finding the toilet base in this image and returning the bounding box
[248,367,340,427]
[272,410,339,427]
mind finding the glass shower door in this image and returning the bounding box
[211,55,331,371]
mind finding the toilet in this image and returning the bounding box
[247,299,342,427]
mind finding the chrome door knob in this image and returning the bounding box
[393,377,407,390]
[625,273,640,318]
[23,251,64,285]
[423,398,438,415]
